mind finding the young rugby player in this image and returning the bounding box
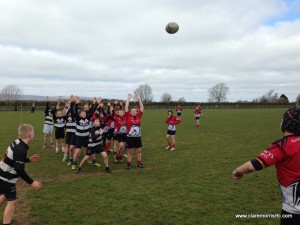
[0,124,41,225]
[71,96,99,170]
[125,94,144,169]
[42,96,54,148]
[76,117,111,174]
[165,110,181,151]
[233,108,300,225]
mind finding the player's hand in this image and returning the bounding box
[93,97,97,104]
[30,154,40,162]
[232,170,244,180]
[31,180,42,190]
[75,96,81,104]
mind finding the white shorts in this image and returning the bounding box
[43,124,53,134]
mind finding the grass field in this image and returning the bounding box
[0,108,287,225]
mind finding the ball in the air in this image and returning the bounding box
[165,22,179,34]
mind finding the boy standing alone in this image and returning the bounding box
[0,124,41,225]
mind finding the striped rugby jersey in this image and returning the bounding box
[0,139,30,184]
[65,107,76,133]
[44,102,53,125]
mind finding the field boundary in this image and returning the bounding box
[0,104,294,111]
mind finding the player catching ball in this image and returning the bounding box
[125,94,144,169]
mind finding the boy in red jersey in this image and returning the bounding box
[232,108,300,225]
[194,105,203,128]
[165,110,181,151]
[176,105,183,118]
[125,94,144,169]
[112,107,127,163]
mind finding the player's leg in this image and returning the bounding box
[3,200,16,225]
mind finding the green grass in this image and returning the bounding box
[0,108,287,225]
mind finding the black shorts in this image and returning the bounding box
[115,133,127,143]
[176,112,181,116]
[0,179,16,201]
[106,129,114,140]
[125,136,142,149]
[86,145,105,155]
[167,130,176,135]
[55,128,65,139]
[195,117,200,121]
[65,132,76,145]
[76,136,89,148]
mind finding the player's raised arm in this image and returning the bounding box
[125,93,132,113]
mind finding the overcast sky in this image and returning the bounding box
[0,0,300,102]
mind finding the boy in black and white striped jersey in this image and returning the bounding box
[76,117,111,174]
[0,124,41,225]
[70,96,100,170]
[51,101,66,154]
[62,97,76,164]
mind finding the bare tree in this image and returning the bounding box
[133,84,153,103]
[255,90,279,103]
[208,82,229,103]
[178,97,186,102]
[161,92,172,103]
[0,84,23,101]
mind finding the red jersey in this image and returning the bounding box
[252,135,300,213]
[194,107,201,115]
[254,135,300,187]
[165,116,180,131]
[113,115,127,134]
[125,111,143,137]
[176,106,182,112]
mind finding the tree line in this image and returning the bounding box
[1,84,300,105]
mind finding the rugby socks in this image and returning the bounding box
[137,161,144,168]
[62,147,65,153]
[106,141,111,150]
